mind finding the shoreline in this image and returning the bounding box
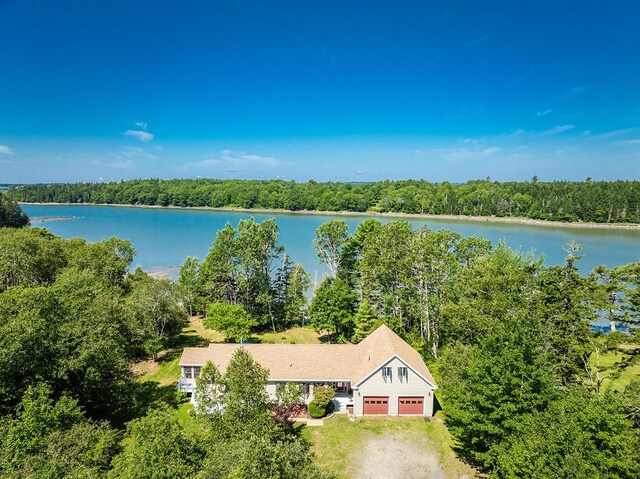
[21,202,640,231]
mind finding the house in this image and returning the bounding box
[178,324,437,417]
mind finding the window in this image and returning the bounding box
[398,367,408,380]
[184,367,192,379]
[382,367,392,380]
[193,367,201,378]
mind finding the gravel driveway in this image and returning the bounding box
[351,432,446,479]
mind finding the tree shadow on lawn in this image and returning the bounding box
[110,380,190,429]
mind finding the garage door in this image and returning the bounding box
[398,397,424,415]
[363,396,389,415]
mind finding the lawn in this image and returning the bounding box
[300,414,479,479]
[256,326,323,344]
[590,342,640,391]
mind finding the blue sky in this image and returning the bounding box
[1,1,639,183]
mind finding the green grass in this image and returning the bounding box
[300,413,478,479]
[256,326,323,344]
[590,342,640,391]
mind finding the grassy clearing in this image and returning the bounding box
[300,413,479,479]
[591,342,640,391]
[256,326,323,344]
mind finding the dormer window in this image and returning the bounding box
[382,367,392,381]
[398,367,408,381]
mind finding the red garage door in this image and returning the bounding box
[363,396,389,415]
[398,397,424,415]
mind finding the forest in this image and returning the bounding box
[9,177,640,223]
[2,202,640,478]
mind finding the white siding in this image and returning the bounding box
[354,356,435,417]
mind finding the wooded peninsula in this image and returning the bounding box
[9,178,640,224]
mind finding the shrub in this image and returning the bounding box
[307,400,325,419]
[312,386,335,406]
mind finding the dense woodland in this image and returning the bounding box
[0,193,30,228]
[2,201,640,477]
[10,177,640,223]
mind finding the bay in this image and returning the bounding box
[22,204,640,280]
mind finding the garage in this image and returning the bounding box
[363,396,389,415]
[398,396,424,415]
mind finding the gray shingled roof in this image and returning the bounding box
[179,324,437,387]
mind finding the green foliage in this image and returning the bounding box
[0,227,66,291]
[126,273,187,359]
[309,277,357,338]
[220,348,271,432]
[307,401,326,419]
[178,256,199,315]
[313,220,349,278]
[196,218,308,331]
[275,382,305,409]
[11,178,640,223]
[0,385,120,479]
[308,386,335,418]
[205,302,255,342]
[68,237,135,287]
[193,360,224,415]
[623,378,640,427]
[352,299,381,342]
[439,312,559,469]
[108,407,204,479]
[493,391,640,479]
[0,192,29,227]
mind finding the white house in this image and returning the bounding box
[178,324,437,416]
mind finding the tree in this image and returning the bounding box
[68,237,135,287]
[352,299,380,343]
[220,348,271,433]
[193,361,224,415]
[536,244,602,386]
[493,391,640,479]
[0,227,67,291]
[309,277,357,340]
[0,192,29,228]
[178,256,199,316]
[108,407,204,479]
[0,385,120,479]
[204,302,255,342]
[312,220,348,278]
[439,312,558,469]
[127,274,187,360]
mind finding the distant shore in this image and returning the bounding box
[22,202,640,231]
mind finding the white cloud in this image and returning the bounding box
[107,160,135,170]
[124,130,154,142]
[434,146,500,162]
[540,124,575,136]
[117,146,158,160]
[536,109,553,117]
[0,144,14,155]
[179,149,293,172]
[135,121,148,129]
[616,139,640,146]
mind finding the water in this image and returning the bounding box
[22,204,640,279]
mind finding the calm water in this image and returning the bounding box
[22,205,640,279]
